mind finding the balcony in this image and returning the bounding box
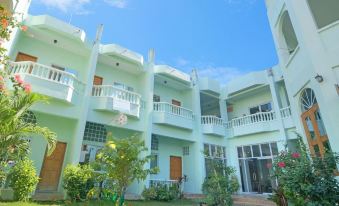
[153,102,194,130]
[9,61,81,103]
[225,111,278,137]
[91,85,141,118]
[280,106,294,128]
[201,116,225,137]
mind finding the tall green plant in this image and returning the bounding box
[93,134,158,205]
[271,137,339,206]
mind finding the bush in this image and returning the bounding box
[202,162,239,206]
[142,184,181,201]
[63,164,94,201]
[7,159,39,201]
[271,138,339,206]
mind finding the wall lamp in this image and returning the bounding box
[314,74,324,83]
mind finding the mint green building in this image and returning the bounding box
[2,0,339,199]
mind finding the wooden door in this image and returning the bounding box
[172,99,181,107]
[15,52,38,62]
[37,142,67,191]
[93,75,103,85]
[301,103,329,157]
[170,156,182,180]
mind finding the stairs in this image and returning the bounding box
[33,191,64,201]
[233,194,276,206]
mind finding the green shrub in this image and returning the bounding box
[142,184,181,201]
[202,162,239,206]
[63,164,94,201]
[8,159,39,201]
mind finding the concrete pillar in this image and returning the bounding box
[69,25,103,164]
[267,68,288,147]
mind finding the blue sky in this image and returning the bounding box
[29,0,278,83]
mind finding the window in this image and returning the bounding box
[183,146,189,156]
[172,99,181,106]
[150,153,158,169]
[83,122,107,143]
[153,95,160,102]
[308,0,339,29]
[204,143,227,177]
[151,135,159,151]
[281,12,299,55]
[22,111,37,124]
[249,102,272,114]
[79,144,102,164]
[114,82,134,92]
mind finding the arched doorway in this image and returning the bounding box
[300,88,332,157]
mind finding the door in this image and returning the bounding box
[37,142,67,191]
[92,75,103,96]
[170,156,182,180]
[15,52,38,74]
[247,158,260,193]
[171,99,181,115]
[93,75,103,85]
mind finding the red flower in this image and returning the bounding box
[292,152,300,158]
[21,25,28,31]
[1,18,8,28]
[278,162,286,168]
[23,83,31,93]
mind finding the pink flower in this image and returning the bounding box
[266,163,272,169]
[1,19,8,28]
[278,162,286,168]
[292,152,300,158]
[23,83,31,93]
[0,75,3,81]
[14,74,23,84]
[21,25,28,31]
[0,83,5,91]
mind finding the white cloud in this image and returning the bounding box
[104,0,128,9]
[197,66,247,85]
[38,0,91,14]
[175,57,190,67]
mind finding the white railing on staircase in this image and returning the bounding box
[201,115,223,126]
[280,106,291,118]
[9,61,79,88]
[92,85,141,105]
[153,102,194,120]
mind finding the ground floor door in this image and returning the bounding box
[37,142,67,192]
[170,156,182,181]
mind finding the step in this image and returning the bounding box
[233,195,276,206]
[33,191,64,201]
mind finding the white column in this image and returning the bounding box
[69,25,103,164]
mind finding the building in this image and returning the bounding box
[2,0,339,198]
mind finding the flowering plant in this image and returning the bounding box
[270,136,339,206]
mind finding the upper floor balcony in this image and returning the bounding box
[9,61,82,103]
[225,106,293,137]
[201,116,225,137]
[91,85,141,118]
[153,102,194,130]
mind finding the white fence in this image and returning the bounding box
[153,102,194,120]
[92,85,141,105]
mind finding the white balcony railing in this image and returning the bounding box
[280,106,291,119]
[201,115,223,126]
[92,85,141,105]
[226,111,276,128]
[9,61,78,88]
[153,102,194,120]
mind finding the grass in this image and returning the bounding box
[0,199,202,206]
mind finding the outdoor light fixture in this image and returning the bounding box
[314,74,323,83]
[335,84,339,96]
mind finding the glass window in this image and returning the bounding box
[313,145,320,157]
[150,154,158,169]
[261,144,271,156]
[151,135,159,150]
[237,147,243,158]
[250,106,260,114]
[153,94,160,102]
[308,0,339,29]
[114,82,134,92]
[244,146,252,158]
[211,145,216,157]
[281,12,299,54]
[271,143,279,156]
[252,145,261,157]
[204,144,210,156]
[315,109,327,136]
[305,117,316,140]
[260,103,272,112]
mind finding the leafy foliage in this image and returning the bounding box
[7,159,39,201]
[92,134,159,205]
[271,137,339,206]
[142,184,181,201]
[202,158,239,206]
[63,164,95,201]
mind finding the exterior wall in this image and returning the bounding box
[5,0,339,197]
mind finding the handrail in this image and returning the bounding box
[153,102,194,120]
[280,106,291,119]
[226,111,276,128]
[201,115,223,126]
[92,85,141,105]
[8,61,80,89]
